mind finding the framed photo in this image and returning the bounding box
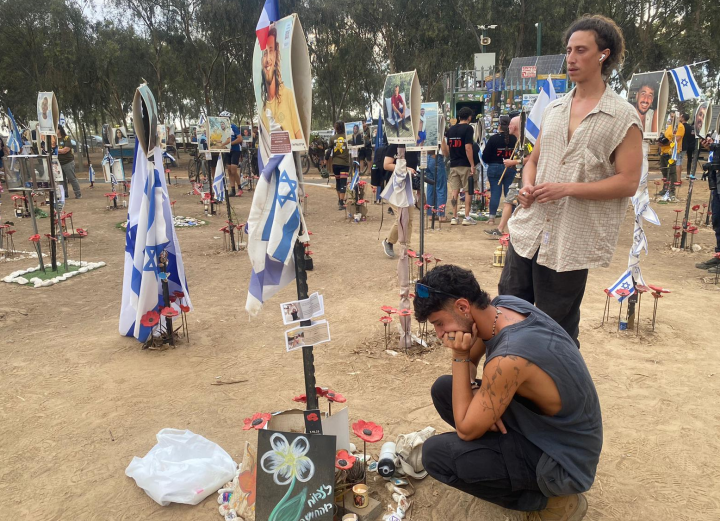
[383,71,421,145]
[206,117,232,153]
[37,92,58,136]
[627,71,668,140]
[112,127,129,148]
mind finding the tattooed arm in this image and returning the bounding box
[453,355,528,441]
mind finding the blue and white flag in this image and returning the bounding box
[88,164,95,183]
[119,141,192,342]
[607,270,635,302]
[163,151,176,163]
[245,153,305,316]
[374,109,383,150]
[349,161,361,192]
[59,113,66,127]
[670,65,700,102]
[6,108,22,153]
[525,78,557,145]
[212,155,226,202]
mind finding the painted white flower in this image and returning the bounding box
[260,433,314,486]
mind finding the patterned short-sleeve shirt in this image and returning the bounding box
[508,84,642,272]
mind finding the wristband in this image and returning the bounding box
[453,358,472,363]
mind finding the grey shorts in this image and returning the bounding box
[504,184,519,205]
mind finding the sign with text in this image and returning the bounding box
[521,66,537,78]
[270,131,293,155]
[281,292,325,326]
[256,430,336,521]
[285,320,331,352]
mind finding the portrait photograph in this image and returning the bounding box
[627,71,667,140]
[102,124,111,146]
[252,15,306,153]
[241,125,252,143]
[694,101,710,138]
[207,116,232,152]
[383,71,418,145]
[419,102,439,150]
[113,126,129,148]
[36,92,57,136]
[345,121,363,147]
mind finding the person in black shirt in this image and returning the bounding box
[381,144,419,258]
[442,107,476,225]
[680,113,696,179]
[481,115,517,225]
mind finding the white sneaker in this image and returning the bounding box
[462,218,477,226]
[450,218,458,225]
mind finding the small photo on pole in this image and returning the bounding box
[113,127,129,148]
[37,91,58,136]
[383,71,420,145]
[207,117,232,152]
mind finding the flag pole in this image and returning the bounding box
[293,152,318,413]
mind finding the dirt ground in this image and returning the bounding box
[1,152,719,521]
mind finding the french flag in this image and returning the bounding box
[256,0,280,51]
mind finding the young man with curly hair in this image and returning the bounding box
[500,15,643,348]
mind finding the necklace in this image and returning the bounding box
[491,307,503,338]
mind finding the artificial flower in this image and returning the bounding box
[292,394,307,403]
[335,449,356,470]
[380,316,392,324]
[140,310,160,327]
[161,307,179,318]
[326,390,346,403]
[243,412,271,431]
[352,420,384,443]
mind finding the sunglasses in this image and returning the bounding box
[415,283,461,300]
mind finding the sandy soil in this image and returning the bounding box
[1,154,719,521]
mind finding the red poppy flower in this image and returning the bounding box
[422,253,433,261]
[174,291,185,298]
[424,204,431,210]
[171,200,177,206]
[408,293,416,299]
[293,394,307,403]
[306,412,319,422]
[673,209,682,213]
[380,316,392,324]
[161,307,179,318]
[692,205,700,211]
[388,307,398,314]
[180,304,190,313]
[415,260,424,266]
[44,234,57,241]
[308,231,313,235]
[63,232,71,238]
[408,250,417,258]
[238,465,257,506]
[714,252,720,259]
[76,228,88,237]
[399,309,412,316]
[635,285,650,293]
[358,180,367,186]
[242,412,271,430]
[648,285,670,294]
[326,390,346,403]
[615,289,630,298]
[315,386,328,397]
[352,420,384,443]
[169,296,177,304]
[305,250,314,255]
[141,310,160,327]
[219,226,229,233]
[434,257,442,263]
[381,305,394,313]
[29,234,40,242]
[357,200,366,204]
[335,449,356,470]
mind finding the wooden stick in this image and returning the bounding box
[497,140,520,186]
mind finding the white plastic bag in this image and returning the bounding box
[125,428,237,506]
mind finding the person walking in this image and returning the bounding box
[329,121,350,210]
[658,118,684,200]
[499,15,643,348]
[681,113,696,179]
[220,111,243,197]
[442,107,476,226]
[57,125,82,199]
[482,115,517,226]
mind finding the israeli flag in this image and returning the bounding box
[88,164,95,183]
[245,153,306,316]
[670,65,700,102]
[198,113,206,127]
[59,113,66,127]
[525,78,557,145]
[212,155,226,202]
[349,161,360,192]
[119,141,192,342]
[607,270,635,302]
[6,108,22,153]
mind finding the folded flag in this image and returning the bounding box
[213,155,226,202]
[245,153,303,316]
[670,65,700,102]
[6,108,22,154]
[88,164,95,183]
[525,78,557,145]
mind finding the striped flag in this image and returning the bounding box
[256,0,279,51]
[606,270,635,302]
[670,65,700,102]
[119,141,192,342]
[212,155,226,202]
[245,153,304,315]
[525,78,557,145]
[6,108,22,153]
[349,161,360,191]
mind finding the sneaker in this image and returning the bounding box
[696,257,720,270]
[462,218,477,226]
[523,493,588,521]
[484,228,502,237]
[450,218,458,225]
[382,239,395,258]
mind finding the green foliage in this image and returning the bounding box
[0,0,718,136]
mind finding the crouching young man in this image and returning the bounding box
[414,264,601,521]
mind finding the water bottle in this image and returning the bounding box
[377,441,396,478]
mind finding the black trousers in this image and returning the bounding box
[423,375,547,512]
[498,242,588,348]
